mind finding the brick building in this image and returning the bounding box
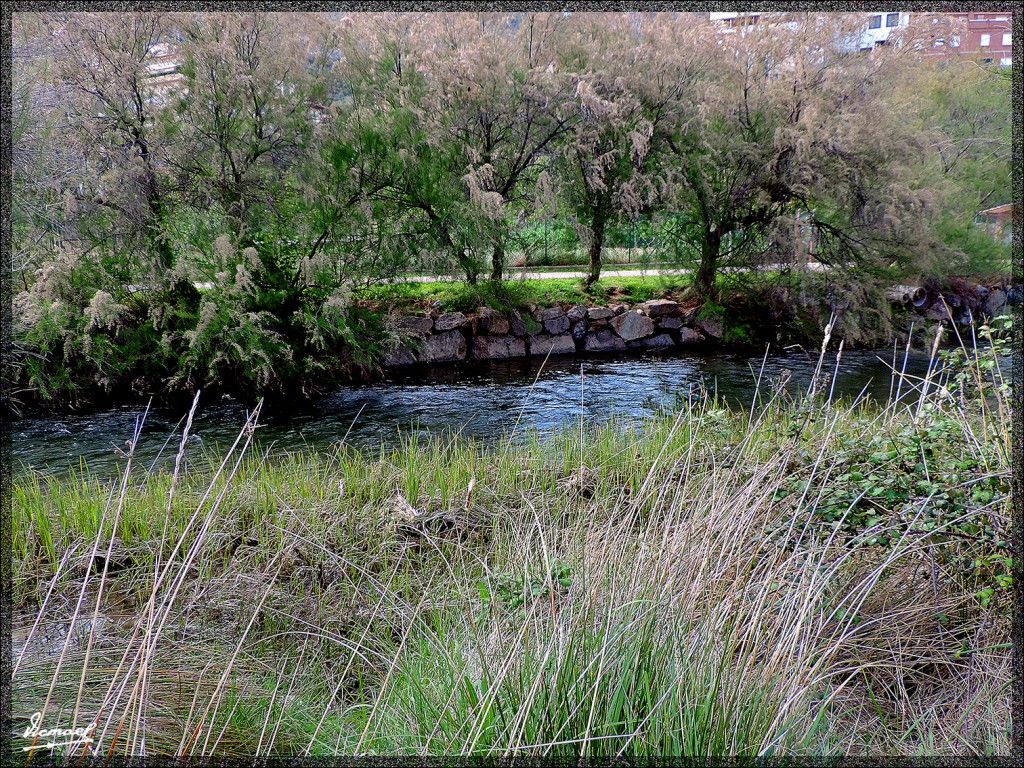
[920,12,1012,65]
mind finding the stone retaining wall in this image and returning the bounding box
[382,281,1018,368]
[887,281,1018,325]
[382,299,714,366]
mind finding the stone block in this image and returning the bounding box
[543,314,571,335]
[381,343,416,367]
[924,303,952,321]
[694,318,723,340]
[610,311,655,342]
[566,305,586,323]
[477,307,510,335]
[395,314,434,336]
[677,328,706,346]
[433,312,468,332]
[508,310,527,337]
[472,334,526,360]
[582,328,627,352]
[529,333,577,357]
[641,299,679,318]
[639,333,675,350]
[418,331,467,363]
[984,289,1006,315]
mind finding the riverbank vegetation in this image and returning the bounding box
[9,11,1012,414]
[361,274,690,313]
[10,324,1013,758]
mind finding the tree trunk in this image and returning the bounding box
[142,166,174,270]
[489,238,504,282]
[585,214,606,288]
[144,187,173,270]
[458,248,478,285]
[149,223,174,271]
[695,228,721,300]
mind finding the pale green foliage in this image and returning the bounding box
[177,240,291,390]
[885,59,1012,277]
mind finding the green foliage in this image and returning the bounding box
[379,609,782,757]
[10,251,179,406]
[938,316,1013,402]
[11,233,395,409]
[361,275,688,315]
[932,215,1011,278]
[479,560,573,618]
[777,322,1012,606]
[889,60,1011,279]
[514,219,584,266]
[173,236,384,394]
[786,416,1006,549]
[442,280,541,315]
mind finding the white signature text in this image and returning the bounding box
[20,712,97,752]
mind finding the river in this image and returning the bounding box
[12,347,942,477]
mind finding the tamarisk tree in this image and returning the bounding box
[419,13,577,281]
[556,14,699,287]
[659,14,935,299]
[45,11,176,270]
[171,12,333,246]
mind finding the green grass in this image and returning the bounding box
[359,274,692,314]
[10,325,1013,758]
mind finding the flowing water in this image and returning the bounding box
[13,348,945,477]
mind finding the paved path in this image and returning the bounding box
[404,263,827,282]
[193,263,826,290]
[195,268,680,289]
[403,267,685,282]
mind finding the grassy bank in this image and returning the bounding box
[10,327,1013,758]
[359,274,692,314]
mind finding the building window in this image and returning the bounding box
[1002,32,1011,46]
[999,57,1012,66]
[980,33,990,47]
[951,35,961,47]
[869,15,882,29]
[886,13,899,27]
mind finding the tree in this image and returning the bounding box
[334,13,488,284]
[297,70,428,289]
[417,13,577,281]
[885,57,1011,275]
[658,14,937,300]
[44,11,177,271]
[554,13,696,287]
[10,14,83,282]
[171,12,331,247]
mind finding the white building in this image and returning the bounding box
[709,10,911,50]
[858,11,910,49]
